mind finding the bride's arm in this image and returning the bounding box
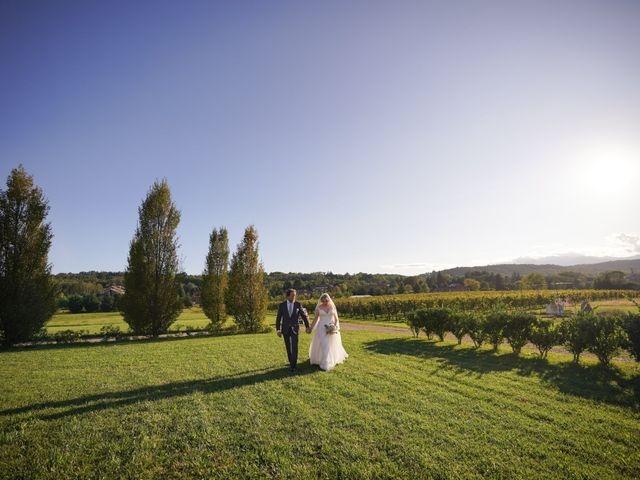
[310,310,320,330]
[333,310,340,327]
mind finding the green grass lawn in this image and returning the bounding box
[45,310,403,335]
[46,307,232,334]
[586,299,639,314]
[1,330,639,479]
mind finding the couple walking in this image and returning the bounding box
[276,289,348,372]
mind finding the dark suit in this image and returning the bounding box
[276,300,310,369]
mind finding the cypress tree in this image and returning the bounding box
[121,179,182,336]
[226,225,267,333]
[201,227,229,331]
[0,165,57,346]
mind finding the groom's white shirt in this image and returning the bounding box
[287,300,294,317]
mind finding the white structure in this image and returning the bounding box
[545,302,564,316]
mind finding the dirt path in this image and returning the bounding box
[341,323,409,335]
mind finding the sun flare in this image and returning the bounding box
[581,143,639,194]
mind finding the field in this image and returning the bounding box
[1,329,639,479]
[45,308,216,335]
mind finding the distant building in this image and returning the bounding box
[292,289,312,297]
[100,285,125,296]
[446,283,467,292]
[350,295,372,298]
[191,291,201,305]
[546,302,565,316]
[312,285,334,294]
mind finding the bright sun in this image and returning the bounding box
[581,143,639,195]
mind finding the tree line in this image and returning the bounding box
[428,269,640,291]
[0,166,268,346]
[49,259,639,306]
[50,270,428,301]
[49,266,640,308]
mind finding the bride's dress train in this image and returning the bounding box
[309,308,348,371]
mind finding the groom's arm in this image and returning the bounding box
[275,304,283,332]
[298,303,310,328]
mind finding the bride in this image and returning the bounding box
[309,293,349,371]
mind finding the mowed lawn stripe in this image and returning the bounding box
[1,330,639,479]
[337,336,639,477]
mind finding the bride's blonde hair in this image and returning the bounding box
[316,293,338,319]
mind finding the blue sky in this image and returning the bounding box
[1,0,639,274]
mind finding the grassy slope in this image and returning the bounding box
[1,331,639,479]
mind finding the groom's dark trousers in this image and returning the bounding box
[282,328,299,369]
[276,301,310,369]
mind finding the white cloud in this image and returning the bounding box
[386,263,429,268]
[377,233,640,273]
[499,234,640,266]
[611,233,640,254]
[379,262,454,273]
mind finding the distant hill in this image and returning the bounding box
[439,258,640,277]
[511,253,640,266]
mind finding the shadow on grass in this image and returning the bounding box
[0,364,317,421]
[364,337,640,409]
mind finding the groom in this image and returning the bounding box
[276,288,311,372]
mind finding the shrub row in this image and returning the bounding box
[406,307,640,365]
[24,323,223,345]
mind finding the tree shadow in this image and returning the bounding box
[1,364,317,421]
[364,337,640,409]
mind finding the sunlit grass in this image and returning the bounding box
[46,307,229,334]
[1,331,639,479]
[45,309,402,335]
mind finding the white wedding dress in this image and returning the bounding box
[309,307,349,371]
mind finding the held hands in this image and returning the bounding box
[277,328,310,335]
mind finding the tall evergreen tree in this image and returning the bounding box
[201,227,229,331]
[121,179,183,336]
[0,165,57,346]
[226,225,267,333]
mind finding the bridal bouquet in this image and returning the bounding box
[324,323,339,335]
